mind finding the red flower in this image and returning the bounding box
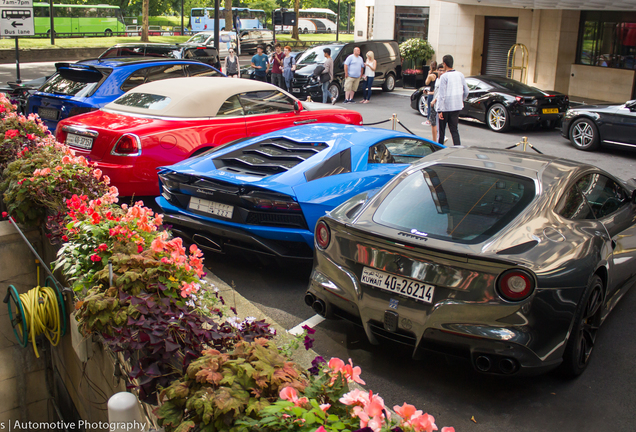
[137,245,143,253]
[4,129,19,139]
[62,235,69,241]
[97,243,108,251]
[90,254,102,262]
[1,212,7,218]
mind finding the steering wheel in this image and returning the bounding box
[598,197,621,217]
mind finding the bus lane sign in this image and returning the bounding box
[1,0,34,36]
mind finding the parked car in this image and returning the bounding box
[157,124,444,260]
[99,42,220,69]
[27,58,224,132]
[410,75,569,132]
[290,40,401,102]
[185,31,238,58]
[561,100,636,151]
[238,29,274,55]
[54,78,363,197]
[306,146,636,376]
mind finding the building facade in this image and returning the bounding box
[355,0,636,103]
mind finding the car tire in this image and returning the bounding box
[487,103,510,132]
[303,28,309,34]
[46,29,56,37]
[559,274,604,377]
[418,94,429,117]
[329,82,341,101]
[569,118,600,151]
[105,29,113,37]
[382,73,396,92]
[265,45,273,55]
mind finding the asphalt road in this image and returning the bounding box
[3,62,635,430]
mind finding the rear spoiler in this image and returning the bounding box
[54,63,109,83]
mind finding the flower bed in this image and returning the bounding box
[0,95,455,432]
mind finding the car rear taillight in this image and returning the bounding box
[315,221,331,249]
[111,134,141,156]
[497,269,535,302]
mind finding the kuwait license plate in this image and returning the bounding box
[542,108,559,114]
[189,197,234,219]
[292,88,300,93]
[38,107,59,120]
[361,267,435,304]
[66,133,93,149]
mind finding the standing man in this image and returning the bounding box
[270,43,285,89]
[282,46,296,92]
[251,45,269,82]
[437,54,469,146]
[322,48,335,104]
[343,47,365,103]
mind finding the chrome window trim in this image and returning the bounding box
[61,125,99,138]
[603,140,635,148]
[111,133,142,157]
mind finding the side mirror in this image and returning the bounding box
[294,100,302,112]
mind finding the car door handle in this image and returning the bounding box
[294,119,317,125]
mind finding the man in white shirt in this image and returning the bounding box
[343,47,365,103]
[437,55,469,146]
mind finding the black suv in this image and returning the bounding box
[238,29,274,55]
[289,40,401,101]
[99,43,220,70]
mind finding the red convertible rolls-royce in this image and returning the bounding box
[55,77,363,196]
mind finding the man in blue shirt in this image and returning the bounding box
[343,47,364,103]
[251,45,269,82]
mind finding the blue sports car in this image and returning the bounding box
[27,58,224,131]
[157,124,444,260]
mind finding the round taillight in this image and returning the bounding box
[315,221,330,249]
[112,134,140,156]
[497,269,535,302]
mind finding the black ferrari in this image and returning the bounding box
[561,100,636,152]
[410,75,569,132]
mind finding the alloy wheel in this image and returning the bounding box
[572,121,595,148]
[576,284,603,368]
[418,95,428,117]
[488,105,507,131]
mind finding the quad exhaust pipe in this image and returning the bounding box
[312,299,327,316]
[474,354,519,374]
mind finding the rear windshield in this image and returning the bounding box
[187,33,210,44]
[39,67,107,97]
[113,93,171,110]
[373,165,535,244]
[487,77,543,96]
[297,45,342,65]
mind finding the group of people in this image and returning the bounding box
[232,43,378,105]
[423,54,469,146]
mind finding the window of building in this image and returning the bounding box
[577,11,636,70]
[394,6,429,44]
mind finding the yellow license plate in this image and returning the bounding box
[542,108,559,114]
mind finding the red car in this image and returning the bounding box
[55,77,363,196]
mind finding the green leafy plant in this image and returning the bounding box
[155,339,309,431]
[1,141,109,226]
[399,38,435,62]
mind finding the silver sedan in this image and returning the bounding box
[305,146,636,376]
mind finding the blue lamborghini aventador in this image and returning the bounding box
[156,123,444,260]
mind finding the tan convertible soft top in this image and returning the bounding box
[103,77,280,118]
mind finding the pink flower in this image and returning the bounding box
[319,403,330,412]
[1,212,7,218]
[328,357,345,372]
[97,243,108,251]
[41,168,50,175]
[340,389,370,406]
[4,129,19,139]
[441,428,455,432]
[314,427,327,432]
[54,166,63,171]
[93,168,102,180]
[410,413,437,432]
[279,386,298,402]
[394,403,419,421]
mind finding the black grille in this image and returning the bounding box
[246,212,307,229]
[293,75,311,86]
[368,320,417,346]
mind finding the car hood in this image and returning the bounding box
[568,103,623,113]
[294,62,322,77]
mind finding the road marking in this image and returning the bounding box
[288,314,325,335]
